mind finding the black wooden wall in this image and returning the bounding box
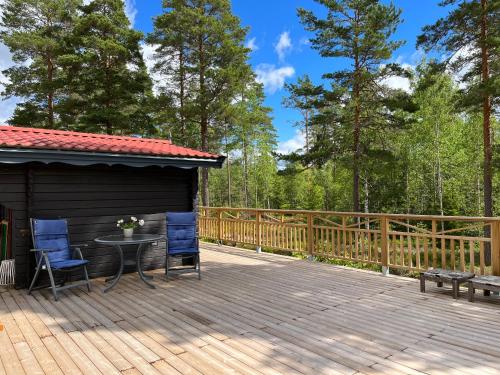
[0,163,198,288]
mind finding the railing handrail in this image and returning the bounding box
[200,206,500,222]
[199,206,500,276]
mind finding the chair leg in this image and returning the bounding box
[452,279,459,299]
[197,253,201,280]
[28,257,44,295]
[83,265,91,292]
[419,274,425,293]
[468,282,475,302]
[44,256,58,301]
[165,256,169,282]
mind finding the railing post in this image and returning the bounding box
[431,219,437,268]
[256,211,262,253]
[381,216,389,276]
[492,220,500,276]
[217,208,222,245]
[307,213,314,261]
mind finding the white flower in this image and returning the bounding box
[131,216,137,222]
[116,223,120,227]
[139,219,145,226]
[118,219,124,224]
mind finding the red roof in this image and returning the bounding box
[0,126,221,160]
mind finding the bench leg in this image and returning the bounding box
[484,289,491,297]
[452,279,459,299]
[468,282,474,302]
[420,274,426,293]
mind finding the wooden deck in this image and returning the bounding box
[1,243,500,375]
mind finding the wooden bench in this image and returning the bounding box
[468,276,500,302]
[420,269,475,299]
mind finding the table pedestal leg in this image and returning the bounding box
[137,243,155,289]
[103,245,124,292]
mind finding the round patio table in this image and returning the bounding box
[94,234,164,292]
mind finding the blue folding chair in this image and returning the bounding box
[28,218,91,300]
[165,212,200,281]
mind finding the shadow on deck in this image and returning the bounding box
[1,242,499,375]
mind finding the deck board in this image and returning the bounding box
[1,243,500,375]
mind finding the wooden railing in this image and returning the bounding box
[199,207,500,276]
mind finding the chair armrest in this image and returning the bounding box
[70,243,89,248]
[30,248,59,253]
[72,247,86,260]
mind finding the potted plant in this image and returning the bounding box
[117,216,145,237]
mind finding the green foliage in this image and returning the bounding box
[0,0,497,221]
[0,0,82,128]
[295,0,409,211]
[69,0,154,135]
[417,0,499,218]
[148,0,256,206]
[417,0,499,112]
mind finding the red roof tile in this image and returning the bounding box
[0,126,221,160]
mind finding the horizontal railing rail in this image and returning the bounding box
[199,207,500,276]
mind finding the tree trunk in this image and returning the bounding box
[304,110,309,153]
[364,175,369,214]
[243,137,249,208]
[353,73,361,212]
[481,0,493,264]
[352,10,361,212]
[434,120,445,231]
[224,123,232,207]
[47,57,54,128]
[179,46,186,142]
[199,35,209,207]
[481,0,493,219]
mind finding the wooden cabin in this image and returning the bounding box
[0,126,224,288]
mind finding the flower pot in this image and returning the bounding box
[123,228,134,237]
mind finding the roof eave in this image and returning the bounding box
[0,148,225,169]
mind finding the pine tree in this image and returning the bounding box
[297,0,405,212]
[417,0,499,218]
[70,0,153,135]
[148,0,252,206]
[0,0,82,128]
[282,75,323,154]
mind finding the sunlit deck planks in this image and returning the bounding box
[1,242,500,375]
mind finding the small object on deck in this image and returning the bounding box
[468,276,500,302]
[420,269,475,299]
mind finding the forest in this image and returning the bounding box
[0,0,498,218]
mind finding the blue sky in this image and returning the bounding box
[0,0,451,152]
[132,0,451,153]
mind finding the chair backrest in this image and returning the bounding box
[31,218,71,264]
[165,212,198,254]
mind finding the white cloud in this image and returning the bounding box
[140,43,162,94]
[0,24,18,124]
[299,37,310,46]
[0,97,17,124]
[447,45,474,89]
[124,0,137,27]
[277,130,305,155]
[245,37,258,52]
[255,64,295,94]
[379,60,413,93]
[275,31,292,61]
[380,64,412,93]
